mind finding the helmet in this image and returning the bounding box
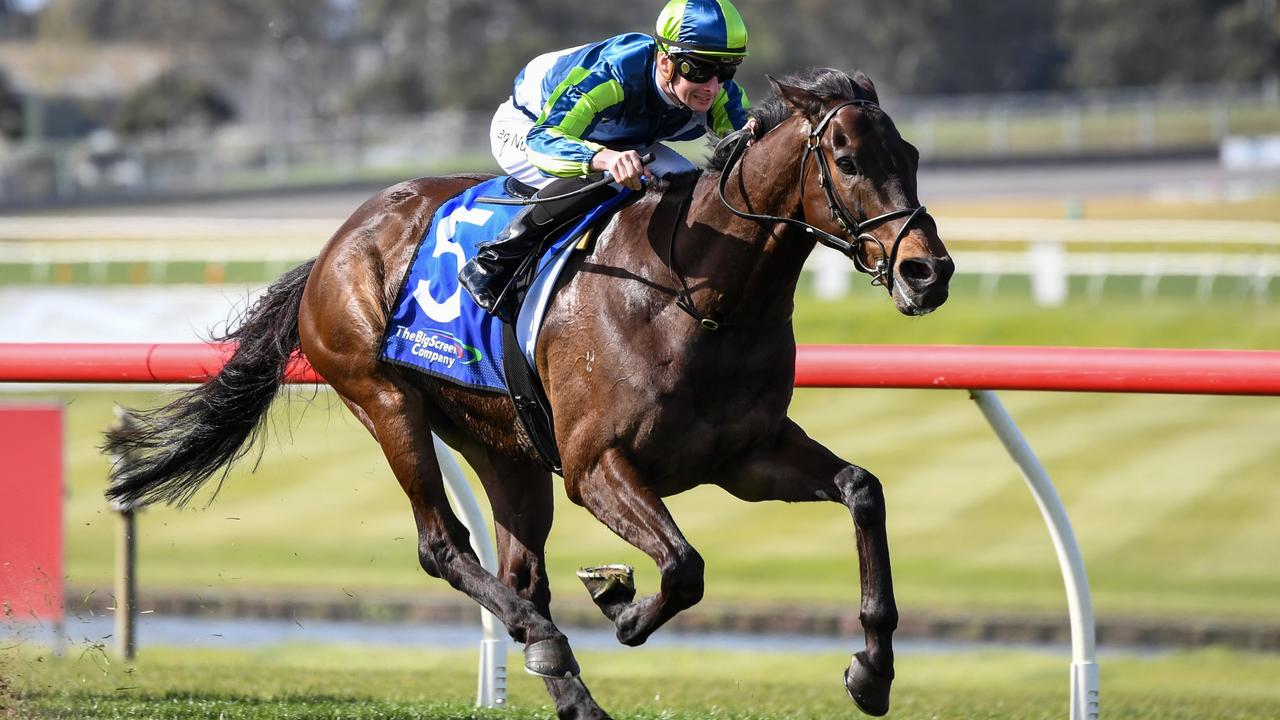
[655,0,748,59]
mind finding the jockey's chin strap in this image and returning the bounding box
[662,72,690,112]
[716,100,931,293]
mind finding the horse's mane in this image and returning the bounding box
[631,170,699,210]
[705,67,877,172]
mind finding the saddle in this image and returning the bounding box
[503,176,539,200]
[380,174,637,475]
[500,187,639,474]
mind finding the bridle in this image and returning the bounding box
[716,99,932,293]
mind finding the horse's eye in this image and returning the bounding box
[836,155,859,175]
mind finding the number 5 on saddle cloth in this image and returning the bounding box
[380,175,638,473]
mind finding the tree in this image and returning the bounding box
[729,0,1063,97]
[0,69,22,139]
[0,0,38,38]
[10,0,1278,121]
[113,67,236,135]
[1059,0,1279,87]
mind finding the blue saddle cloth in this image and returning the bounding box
[380,176,628,393]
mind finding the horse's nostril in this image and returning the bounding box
[900,258,936,285]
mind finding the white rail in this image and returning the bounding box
[940,217,1280,245]
[971,391,1099,720]
[2,215,1279,247]
[433,434,508,708]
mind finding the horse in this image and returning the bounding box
[105,68,953,719]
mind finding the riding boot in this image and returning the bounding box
[457,205,540,318]
[459,175,619,322]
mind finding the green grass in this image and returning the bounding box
[5,643,1280,719]
[0,259,300,286]
[794,282,1280,349]
[216,156,499,194]
[931,190,1280,223]
[1,291,1271,623]
[897,100,1280,159]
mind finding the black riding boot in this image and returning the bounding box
[459,175,618,322]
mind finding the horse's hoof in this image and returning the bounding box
[524,637,580,679]
[844,651,893,717]
[577,564,635,613]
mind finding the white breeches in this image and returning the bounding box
[489,98,697,189]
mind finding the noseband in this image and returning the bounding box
[717,100,931,292]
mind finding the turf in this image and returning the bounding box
[929,190,1280,223]
[5,643,1280,719]
[0,289,1268,624]
[896,100,1280,160]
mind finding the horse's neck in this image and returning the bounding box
[678,122,814,323]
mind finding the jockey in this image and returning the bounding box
[459,0,756,321]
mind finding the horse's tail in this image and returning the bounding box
[104,259,316,509]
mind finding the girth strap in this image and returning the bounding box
[501,321,562,474]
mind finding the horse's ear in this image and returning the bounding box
[767,74,823,117]
[852,72,879,104]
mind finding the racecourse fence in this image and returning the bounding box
[4,342,1279,720]
[808,218,1280,304]
[5,342,1279,394]
[4,215,1279,304]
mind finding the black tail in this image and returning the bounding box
[104,259,316,509]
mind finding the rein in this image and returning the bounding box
[662,187,792,332]
[478,153,656,206]
[715,100,931,292]
[665,190,725,331]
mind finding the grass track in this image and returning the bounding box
[5,644,1280,719]
[7,640,1280,712]
[928,190,1280,223]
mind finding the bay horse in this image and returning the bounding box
[105,68,952,718]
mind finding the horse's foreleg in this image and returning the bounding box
[468,451,557,631]
[566,448,703,647]
[719,419,897,717]
[469,451,613,720]
[355,381,580,679]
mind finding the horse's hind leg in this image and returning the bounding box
[718,419,897,717]
[564,448,703,647]
[344,376,581,679]
[468,449,612,720]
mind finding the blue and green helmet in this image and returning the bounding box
[655,0,749,59]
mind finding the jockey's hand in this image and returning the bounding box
[744,117,760,147]
[592,149,651,191]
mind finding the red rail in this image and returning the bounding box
[795,344,1280,395]
[0,342,1277,395]
[0,343,319,384]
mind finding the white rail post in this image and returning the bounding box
[433,434,508,709]
[970,390,1099,720]
[109,405,139,662]
[113,505,138,661]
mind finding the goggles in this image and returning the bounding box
[672,53,740,84]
